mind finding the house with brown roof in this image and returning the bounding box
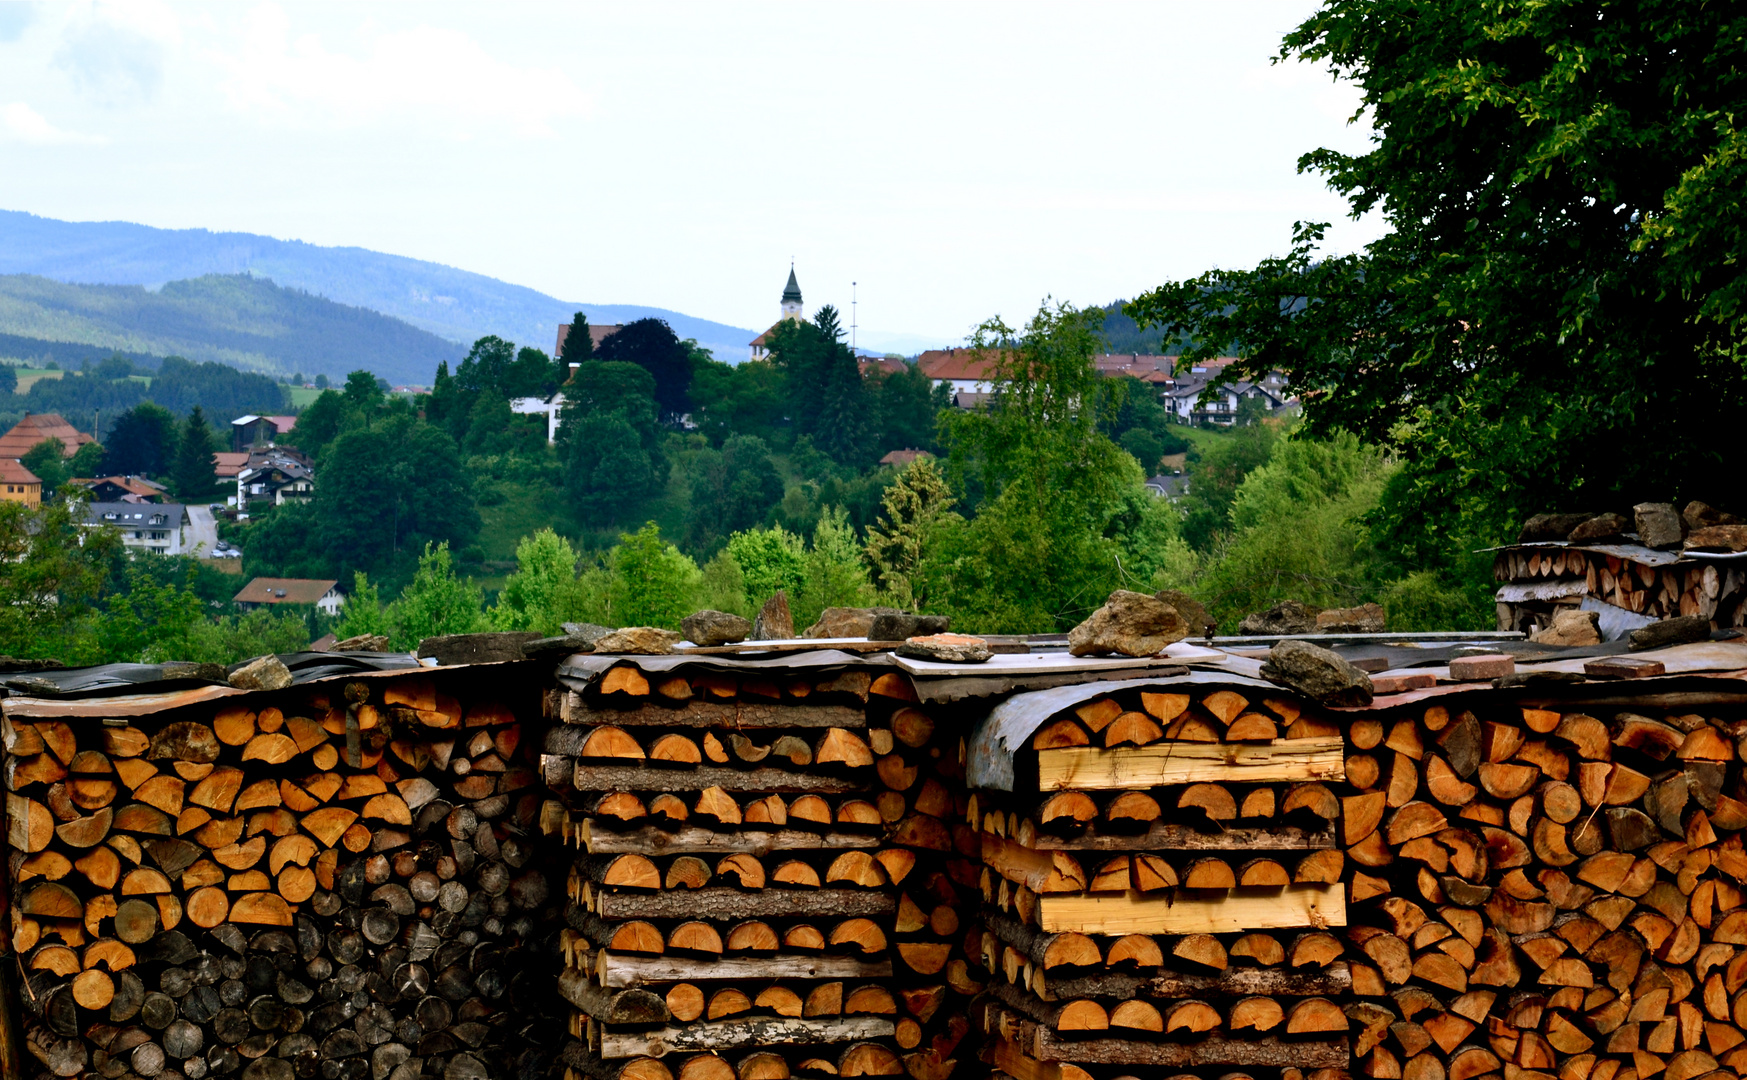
[231,415,298,451]
[0,414,96,460]
[878,449,932,468]
[0,460,41,506]
[213,452,251,484]
[915,348,1009,404]
[66,475,166,503]
[552,321,624,361]
[233,577,345,616]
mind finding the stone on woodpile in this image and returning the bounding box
[751,591,794,640]
[1567,512,1629,543]
[332,633,390,652]
[1633,502,1686,550]
[1153,589,1212,637]
[1315,602,1386,634]
[1529,608,1602,647]
[1683,500,1743,531]
[1628,614,1711,652]
[228,654,293,691]
[562,622,615,647]
[682,609,754,646]
[1067,590,1189,657]
[1684,524,1747,553]
[1519,512,1596,542]
[417,631,543,665]
[592,627,683,655]
[803,606,900,639]
[868,612,951,641]
[159,660,230,682]
[896,633,992,663]
[1238,599,1321,636]
[1259,639,1373,706]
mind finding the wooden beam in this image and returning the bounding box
[1029,823,1335,852]
[557,970,670,1025]
[564,701,866,728]
[573,764,863,793]
[1035,737,1345,791]
[582,822,876,855]
[594,888,895,921]
[600,1016,895,1059]
[1045,963,1352,1003]
[597,951,892,989]
[1036,884,1346,935]
[1031,1029,1349,1067]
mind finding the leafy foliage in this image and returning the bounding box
[594,318,695,421]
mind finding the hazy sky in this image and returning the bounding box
[0,1,1382,350]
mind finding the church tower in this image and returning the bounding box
[780,266,803,321]
[749,265,807,361]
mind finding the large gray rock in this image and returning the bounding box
[751,592,794,641]
[1519,512,1596,542]
[229,654,293,691]
[1068,590,1189,657]
[1259,639,1374,706]
[592,627,682,655]
[1628,615,1710,652]
[1633,502,1685,550]
[896,633,992,664]
[803,606,900,639]
[418,632,543,665]
[562,623,615,647]
[1154,590,1213,637]
[1529,608,1601,647]
[1568,513,1629,543]
[1316,603,1386,634]
[1238,600,1321,636]
[868,612,951,641]
[683,610,753,646]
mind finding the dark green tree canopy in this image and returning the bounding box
[1127,0,1747,549]
[558,312,595,365]
[104,403,179,477]
[171,405,223,500]
[593,318,693,421]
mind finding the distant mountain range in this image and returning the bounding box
[0,209,766,371]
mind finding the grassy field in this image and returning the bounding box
[13,368,64,393]
[288,386,322,408]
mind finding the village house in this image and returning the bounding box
[230,414,298,451]
[82,501,190,555]
[747,267,806,362]
[0,413,96,459]
[516,321,626,442]
[65,475,166,503]
[237,449,314,507]
[232,576,346,616]
[0,459,41,506]
[212,451,251,487]
[915,347,1001,403]
[878,448,931,468]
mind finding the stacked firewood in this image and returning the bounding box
[1493,546,1747,632]
[5,672,559,1080]
[1334,701,1747,1080]
[966,685,1354,1079]
[539,662,982,1080]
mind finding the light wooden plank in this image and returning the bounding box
[572,763,863,793]
[1029,823,1335,852]
[564,700,866,728]
[1036,883,1346,935]
[1035,737,1345,791]
[598,950,892,989]
[594,887,894,921]
[600,1016,894,1058]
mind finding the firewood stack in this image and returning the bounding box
[1332,700,1747,1080]
[966,684,1354,1080]
[539,659,983,1080]
[1492,544,1747,635]
[4,671,560,1080]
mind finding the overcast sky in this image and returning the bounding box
[0,1,1382,350]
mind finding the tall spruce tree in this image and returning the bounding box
[171,407,221,501]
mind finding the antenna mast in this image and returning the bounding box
[851,282,858,353]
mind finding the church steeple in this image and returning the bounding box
[781,265,803,320]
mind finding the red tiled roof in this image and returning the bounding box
[554,323,623,358]
[0,414,95,460]
[0,459,40,484]
[879,449,932,467]
[233,577,340,606]
[858,357,908,377]
[68,475,164,499]
[213,452,251,479]
[916,348,1007,381]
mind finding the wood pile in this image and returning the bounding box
[966,684,1355,1080]
[1492,546,1747,636]
[3,671,560,1080]
[1330,698,1747,1080]
[539,662,984,1080]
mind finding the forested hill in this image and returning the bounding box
[0,273,464,386]
[0,210,762,362]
